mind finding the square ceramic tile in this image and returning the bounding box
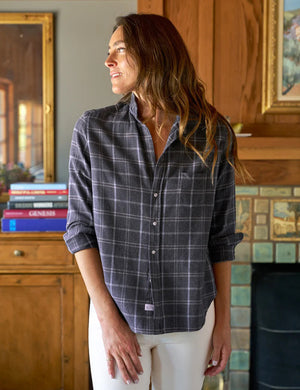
[253,243,273,263]
[231,286,251,306]
[254,225,268,240]
[230,372,249,390]
[294,187,300,197]
[231,307,251,327]
[254,199,269,213]
[230,351,250,370]
[256,214,267,224]
[231,265,251,284]
[235,242,251,262]
[231,329,250,350]
[275,243,296,263]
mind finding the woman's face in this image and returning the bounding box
[105,26,138,95]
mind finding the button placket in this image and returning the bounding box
[149,163,164,319]
[151,191,159,257]
[147,174,160,315]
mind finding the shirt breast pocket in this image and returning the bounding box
[179,166,207,195]
[178,166,214,215]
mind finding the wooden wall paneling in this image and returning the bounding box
[137,0,164,15]
[164,0,200,70]
[197,1,214,104]
[213,0,262,123]
[139,0,215,103]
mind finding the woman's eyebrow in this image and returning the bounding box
[108,40,125,49]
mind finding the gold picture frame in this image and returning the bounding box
[271,199,300,241]
[0,13,54,186]
[262,0,300,113]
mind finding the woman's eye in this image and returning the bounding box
[117,47,126,53]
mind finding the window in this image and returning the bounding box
[0,79,14,165]
[18,101,43,171]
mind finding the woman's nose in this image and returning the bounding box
[105,53,116,68]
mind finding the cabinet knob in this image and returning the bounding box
[13,250,24,257]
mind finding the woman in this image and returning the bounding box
[64,13,247,390]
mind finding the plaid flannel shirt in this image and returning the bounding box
[64,94,242,334]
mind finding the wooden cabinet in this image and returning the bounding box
[0,232,89,390]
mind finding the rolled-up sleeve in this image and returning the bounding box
[208,134,243,263]
[63,113,98,254]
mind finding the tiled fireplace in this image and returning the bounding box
[228,185,300,390]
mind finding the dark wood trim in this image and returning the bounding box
[237,160,300,185]
[237,137,300,160]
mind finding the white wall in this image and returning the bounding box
[0,0,136,182]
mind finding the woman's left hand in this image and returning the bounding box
[204,320,231,376]
[205,261,232,376]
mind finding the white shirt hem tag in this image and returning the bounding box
[145,304,154,311]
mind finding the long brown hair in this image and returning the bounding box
[114,13,249,182]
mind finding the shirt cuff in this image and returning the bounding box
[63,231,98,254]
[209,232,243,263]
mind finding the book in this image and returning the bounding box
[10,182,67,190]
[3,209,68,219]
[1,218,67,232]
[9,195,68,202]
[9,189,68,195]
[7,201,68,209]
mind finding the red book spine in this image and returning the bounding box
[3,209,68,219]
[8,189,68,195]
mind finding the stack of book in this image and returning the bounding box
[1,182,68,232]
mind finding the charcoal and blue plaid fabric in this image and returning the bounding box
[64,94,242,335]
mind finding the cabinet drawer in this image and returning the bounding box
[0,241,73,266]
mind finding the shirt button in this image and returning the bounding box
[151,250,156,255]
[153,192,158,198]
[152,221,157,226]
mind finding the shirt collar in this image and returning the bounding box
[128,93,180,136]
[129,93,139,120]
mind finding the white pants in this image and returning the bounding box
[89,302,215,390]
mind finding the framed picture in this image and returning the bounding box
[271,199,300,241]
[262,0,300,113]
[0,13,54,188]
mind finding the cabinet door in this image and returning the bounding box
[0,274,85,390]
